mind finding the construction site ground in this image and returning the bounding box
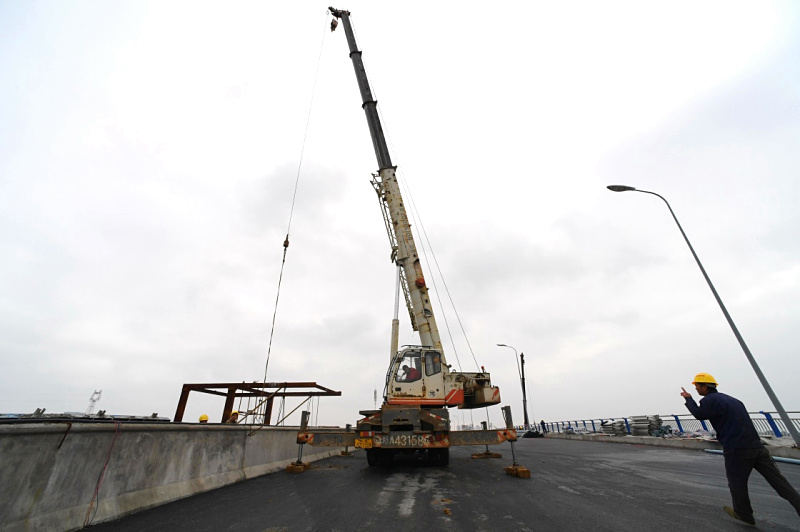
[89,437,800,531]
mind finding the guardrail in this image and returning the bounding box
[540,411,800,438]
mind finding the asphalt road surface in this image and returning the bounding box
[89,438,800,531]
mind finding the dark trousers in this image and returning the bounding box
[723,446,800,522]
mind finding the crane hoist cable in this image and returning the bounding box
[261,10,331,386]
[370,100,467,370]
[401,172,481,373]
[398,174,464,371]
[377,99,481,372]
[346,17,479,374]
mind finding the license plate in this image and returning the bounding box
[355,438,373,449]
[374,434,435,448]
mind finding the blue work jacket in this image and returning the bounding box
[684,391,762,450]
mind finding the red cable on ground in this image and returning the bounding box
[83,420,121,528]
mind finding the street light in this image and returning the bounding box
[497,344,531,430]
[607,184,800,446]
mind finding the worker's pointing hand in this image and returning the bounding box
[680,387,691,398]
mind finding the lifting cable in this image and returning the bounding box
[338,12,479,375]
[415,208,483,372]
[377,101,481,373]
[260,11,331,387]
[400,177,464,371]
[400,174,480,372]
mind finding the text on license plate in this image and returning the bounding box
[355,438,373,449]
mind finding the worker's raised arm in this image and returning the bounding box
[682,388,712,420]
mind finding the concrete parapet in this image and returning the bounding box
[0,422,340,531]
[544,432,800,459]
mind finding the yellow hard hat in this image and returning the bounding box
[692,372,718,385]
[231,410,239,415]
[199,414,209,422]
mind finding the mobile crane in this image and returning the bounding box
[295,8,516,467]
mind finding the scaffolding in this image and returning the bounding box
[172,381,341,427]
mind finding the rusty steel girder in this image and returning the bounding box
[173,381,341,423]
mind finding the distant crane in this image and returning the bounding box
[85,390,102,415]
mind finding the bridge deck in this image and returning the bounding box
[89,438,800,531]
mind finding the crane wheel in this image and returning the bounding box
[366,449,394,466]
[366,449,379,467]
[429,448,449,466]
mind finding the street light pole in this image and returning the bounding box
[520,352,532,431]
[497,343,531,430]
[607,185,800,446]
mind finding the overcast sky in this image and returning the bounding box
[2,1,798,429]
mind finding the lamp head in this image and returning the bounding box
[607,185,636,192]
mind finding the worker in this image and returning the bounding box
[198,414,209,424]
[681,372,800,526]
[401,364,421,381]
[540,419,547,434]
[225,410,239,424]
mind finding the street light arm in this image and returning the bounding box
[497,343,522,380]
[608,185,800,446]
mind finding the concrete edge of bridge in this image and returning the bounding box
[542,433,800,459]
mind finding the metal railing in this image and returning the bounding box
[541,411,800,439]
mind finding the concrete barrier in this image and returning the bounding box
[0,422,342,531]
[544,432,800,459]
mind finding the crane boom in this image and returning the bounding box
[330,7,442,354]
[329,7,391,170]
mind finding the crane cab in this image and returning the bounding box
[387,347,448,406]
[386,347,501,409]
